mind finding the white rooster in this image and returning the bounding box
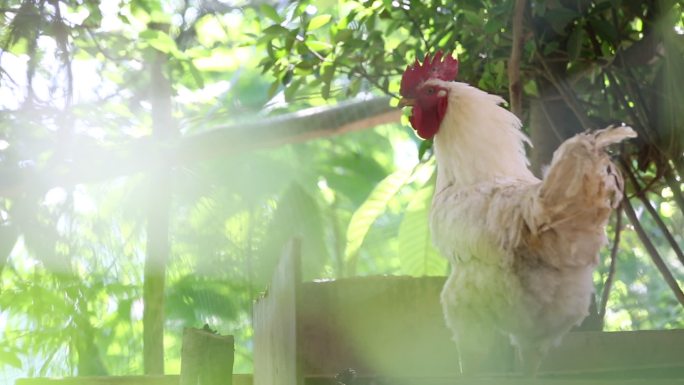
[398,52,636,375]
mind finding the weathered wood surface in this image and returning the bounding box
[18,373,684,385]
[180,327,234,385]
[304,376,684,385]
[16,375,253,385]
[254,247,684,383]
[253,238,302,385]
[298,276,512,376]
[542,329,684,374]
[297,275,684,378]
[15,376,178,385]
[272,273,683,380]
[298,276,467,378]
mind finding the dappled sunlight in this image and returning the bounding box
[0,0,683,382]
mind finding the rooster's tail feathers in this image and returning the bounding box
[528,125,636,266]
[593,125,637,148]
[537,125,636,226]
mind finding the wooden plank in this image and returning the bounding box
[16,376,179,385]
[253,238,303,385]
[232,374,252,385]
[542,329,684,374]
[180,327,234,385]
[16,374,684,385]
[17,374,252,385]
[297,276,491,378]
[304,376,684,385]
[297,276,684,378]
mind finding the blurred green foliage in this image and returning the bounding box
[0,0,682,380]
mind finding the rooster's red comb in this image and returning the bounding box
[400,51,458,96]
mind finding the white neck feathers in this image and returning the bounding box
[431,81,537,189]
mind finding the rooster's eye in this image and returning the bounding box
[426,87,435,94]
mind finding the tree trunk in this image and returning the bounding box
[529,80,583,175]
[143,38,177,375]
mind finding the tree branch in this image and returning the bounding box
[535,52,594,129]
[623,160,684,267]
[599,206,622,324]
[143,42,177,375]
[622,196,684,307]
[508,0,527,118]
[401,6,429,51]
[0,97,399,198]
[664,165,684,217]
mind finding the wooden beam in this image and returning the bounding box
[304,376,684,385]
[177,97,399,164]
[0,98,399,198]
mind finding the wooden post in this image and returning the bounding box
[253,238,302,385]
[180,328,235,385]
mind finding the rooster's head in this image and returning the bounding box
[399,51,458,140]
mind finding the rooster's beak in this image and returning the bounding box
[399,98,415,107]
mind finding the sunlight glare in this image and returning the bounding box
[0,53,28,109]
[132,299,144,321]
[43,187,68,206]
[73,186,97,214]
[58,2,89,25]
[393,138,418,170]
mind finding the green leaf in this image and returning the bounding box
[463,10,481,25]
[334,29,353,43]
[259,183,330,282]
[321,63,336,99]
[344,167,414,274]
[6,37,29,55]
[590,1,613,14]
[281,69,293,85]
[308,14,332,31]
[187,61,205,88]
[83,4,104,27]
[260,4,282,23]
[418,139,433,160]
[284,78,303,102]
[589,19,618,46]
[0,350,22,369]
[307,40,333,52]
[139,29,179,55]
[567,23,585,61]
[397,184,446,276]
[546,7,579,33]
[267,80,280,99]
[262,24,289,36]
[347,77,361,97]
[543,41,560,55]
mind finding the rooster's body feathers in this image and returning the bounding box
[419,80,636,373]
